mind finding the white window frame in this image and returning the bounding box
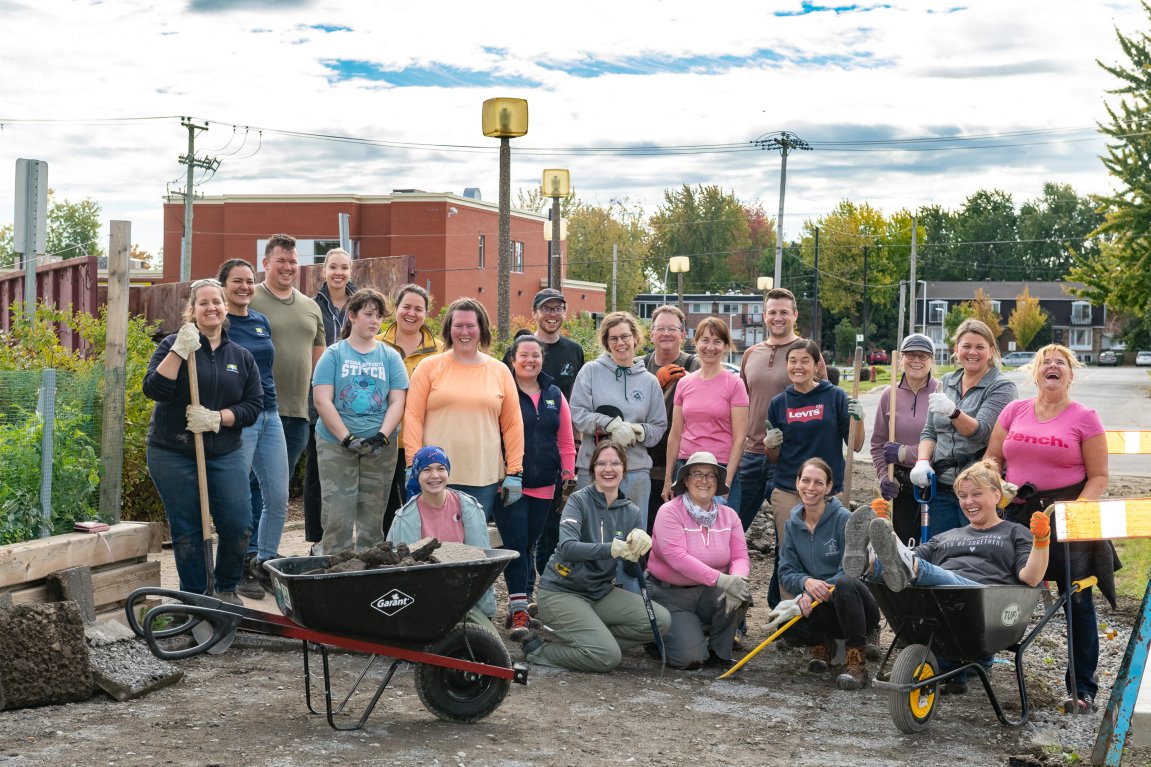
[928,300,947,324]
[1069,327,1092,350]
[513,241,524,273]
[1071,301,1092,325]
[478,234,486,268]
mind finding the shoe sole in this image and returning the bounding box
[869,518,911,592]
[843,507,875,578]
[237,582,265,600]
[836,673,864,690]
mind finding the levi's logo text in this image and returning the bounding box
[371,589,414,616]
[786,404,824,423]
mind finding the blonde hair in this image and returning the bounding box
[598,311,645,351]
[951,318,1000,369]
[954,458,1007,497]
[1024,343,1083,386]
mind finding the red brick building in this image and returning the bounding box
[161,191,605,318]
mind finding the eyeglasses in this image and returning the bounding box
[595,460,624,468]
[902,352,932,361]
[537,305,566,315]
[190,278,221,289]
[687,471,718,481]
[652,326,683,335]
[607,334,634,345]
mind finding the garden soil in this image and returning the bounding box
[2,462,1150,767]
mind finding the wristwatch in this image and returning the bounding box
[948,407,962,420]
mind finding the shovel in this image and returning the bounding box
[186,348,236,655]
[623,560,665,675]
[718,587,835,679]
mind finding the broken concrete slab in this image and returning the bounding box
[0,601,92,709]
[84,621,183,702]
[47,566,96,623]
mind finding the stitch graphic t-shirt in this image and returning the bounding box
[914,521,1033,584]
[313,340,408,442]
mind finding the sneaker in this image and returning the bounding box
[836,646,867,690]
[509,610,536,641]
[213,589,243,606]
[254,558,276,594]
[942,676,968,695]
[237,553,264,600]
[520,632,544,659]
[869,517,915,592]
[842,506,875,578]
[807,643,830,673]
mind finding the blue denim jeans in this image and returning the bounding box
[238,409,290,560]
[927,487,966,540]
[493,494,552,602]
[147,445,252,594]
[450,483,499,522]
[1061,581,1099,700]
[249,415,311,553]
[726,452,775,533]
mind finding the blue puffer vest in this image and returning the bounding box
[518,370,563,489]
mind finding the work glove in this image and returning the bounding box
[883,442,910,465]
[341,433,372,456]
[1030,511,1051,548]
[610,538,631,559]
[999,480,1019,508]
[171,323,201,360]
[656,364,687,390]
[910,459,934,488]
[185,404,220,434]
[362,432,390,456]
[605,417,637,448]
[766,597,802,632]
[501,474,523,507]
[846,396,864,421]
[625,528,652,558]
[870,497,891,521]
[878,475,901,501]
[716,573,751,614]
[628,423,646,443]
[763,421,784,450]
[928,392,958,417]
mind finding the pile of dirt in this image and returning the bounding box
[304,538,488,574]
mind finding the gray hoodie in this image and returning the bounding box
[539,484,642,601]
[569,353,667,473]
[777,497,851,597]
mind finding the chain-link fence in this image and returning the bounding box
[0,368,106,544]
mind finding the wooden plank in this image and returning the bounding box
[99,220,130,522]
[0,522,159,589]
[7,560,160,612]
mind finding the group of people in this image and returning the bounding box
[144,258,1112,711]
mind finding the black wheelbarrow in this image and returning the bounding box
[125,548,527,729]
[867,576,1095,734]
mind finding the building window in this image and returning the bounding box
[691,303,707,314]
[989,300,1001,315]
[478,235,485,268]
[928,300,947,324]
[927,326,945,347]
[513,241,524,273]
[1069,327,1092,349]
[1071,301,1091,325]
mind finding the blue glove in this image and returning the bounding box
[883,442,909,465]
[501,474,523,507]
[879,475,902,500]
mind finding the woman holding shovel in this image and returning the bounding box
[144,278,263,602]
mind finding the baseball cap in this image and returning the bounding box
[532,288,566,310]
[900,333,934,355]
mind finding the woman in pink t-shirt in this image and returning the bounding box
[662,318,749,501]
[986,343,1110,713]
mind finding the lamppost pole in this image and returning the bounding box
[482,98,528,343]
[669,256,690,318]
[542,169,570,291]
[753,131,812,289]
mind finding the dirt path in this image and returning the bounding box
[2,467,1149,767]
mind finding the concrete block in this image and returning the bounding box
[0,601,93,709]
[84,621,183,702]
[47,565,96,622]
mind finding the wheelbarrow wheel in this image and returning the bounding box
[415,623,511,723]
[889,644,938,734]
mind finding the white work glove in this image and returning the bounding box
[625,528,652,558]
[610,538,631,559]
[928,391,958,417]
[766,597,802,631]
[628,423,646,443]
[171,323,201,360]
[605,417,637,448]
[846,396,864,421]
[716,573,751,614]
[185,404,221,434]
[763,421,784,450]
[910,459,934,488]
[999,480,1019,507]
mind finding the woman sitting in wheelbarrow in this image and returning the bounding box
[387,446,498,636]
[843,459,1050,691]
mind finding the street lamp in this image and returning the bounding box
[482,97,529,342]
[669,256,690,317]
[542,169,569,290]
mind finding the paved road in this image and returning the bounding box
[856,365,1151,477]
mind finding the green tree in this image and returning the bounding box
[729,202,775,288]
[0,190,104,269]
[566,198,650,310]
[648,185,750,293]
[833,318,860,366]
[953,190,1018,280]
[1006,286,1049,350]
[943,302,974,341]
[1069,4,1151,315]
[970,288,1004,340]
[1017,183,1104,279]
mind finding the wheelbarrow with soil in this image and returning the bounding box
[867,576,1094,734]
[125,544,527,728]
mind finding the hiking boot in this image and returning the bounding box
[213,589,243,606]
[869,517,916,592]
[942,676,968,695]
[508,610,537,641]
[807,643,830,673]
[836,646,867,690]
[865,625,883,662]
[842,506,875,578]
[254,558,277,594]
[519,632,544,660]
[704,651,734,670]
[237,553,264,600]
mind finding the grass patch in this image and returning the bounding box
[1113,538,1151,601]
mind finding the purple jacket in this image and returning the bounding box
[869,374,940,479]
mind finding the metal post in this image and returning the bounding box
[551,196,562,290]
[862,245,870,350]
[775,148,788,288]
[15,158,48,322]
[677,271,685,316]
[611,244,618,312]
[812,227,820,345]
[897,281,906,343]
[181,120,196,283]
[37,368,57,538]
[909,211,918,334]
[339,212,352,257]
[497,137,512,343]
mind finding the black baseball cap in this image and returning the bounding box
[532,288,566,310]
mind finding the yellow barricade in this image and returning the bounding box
[1052,497,1151,542]
[1104,431,1151,455]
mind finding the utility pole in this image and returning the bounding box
[862,245,870,351]
[811,227,820,346]
[909,211,918,335]
[753,131,812,288]
[178,118,220,282]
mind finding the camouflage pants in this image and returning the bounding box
[316,438,398,554]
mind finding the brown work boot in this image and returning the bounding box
[807,643,830,673]
[837,646,867,690]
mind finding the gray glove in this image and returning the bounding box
[763,421,784,450]
[605,417,637,448]
[766,597,802,631]
[716,573,751,614]
[171,323,201,360]
[846,396,864,421]
[185,405,220,434]
[341,433,372,456]
[610,538,631,559]
[628,422,646,443]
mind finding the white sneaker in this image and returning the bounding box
[869,518,916,592]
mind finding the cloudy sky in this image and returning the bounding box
[0,0,1145,263]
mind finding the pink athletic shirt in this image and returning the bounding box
[417,492,465,542]
[997,399,1104,490]
[673,371,750,464]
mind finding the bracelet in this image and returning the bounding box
[341,434,354,447]
[948,407,961,420]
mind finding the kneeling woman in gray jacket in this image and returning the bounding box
[520,441,671,672]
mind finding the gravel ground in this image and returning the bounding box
[0,464,1148,767]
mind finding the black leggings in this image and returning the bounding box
[789,575,880,648]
